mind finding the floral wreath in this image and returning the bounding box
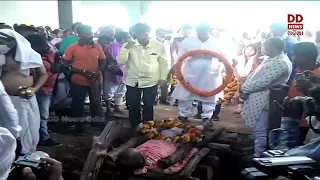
[175,50,233,97]
[217,75,239,103]
[138,120,202,144]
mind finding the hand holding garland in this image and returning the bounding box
[175,49,233,97]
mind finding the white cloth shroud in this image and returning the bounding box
[0,29,43,70]
[171,36,224,103]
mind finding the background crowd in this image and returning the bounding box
[1,19,320,180]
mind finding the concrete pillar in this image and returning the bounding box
[120,1,141,26]
[120,1,152,26]
[139,1,153,16]
[57,0,73,29]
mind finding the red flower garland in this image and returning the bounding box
[175,50,233,97]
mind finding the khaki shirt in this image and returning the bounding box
[117,39,169,88]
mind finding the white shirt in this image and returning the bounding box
[50,38,62,45]
[157,39,172,68]
[118,39,169,88]
[0,81,21,139]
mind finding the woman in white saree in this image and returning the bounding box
[0,29,48,154]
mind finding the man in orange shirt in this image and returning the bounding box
[287,42,320,144]
[63,24,106,135]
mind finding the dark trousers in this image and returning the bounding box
[125,96,129,107]
[160,83,169,102]
[197,101,221,118]
[197,101,203,114]
[126,84,158,127]
[70,83,100,133]
[299,127,309,145]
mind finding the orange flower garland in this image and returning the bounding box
[175,50,233,97]
[217,75,239,103]
[139,120,202,144]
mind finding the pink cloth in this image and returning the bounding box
[163,148,198,174]
[134,140,199,174]
[134,140,177,174]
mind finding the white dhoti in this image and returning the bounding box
[171,36,224,119]
[0,29,44,154]
[10,95,40,154]
[0,127,16,180]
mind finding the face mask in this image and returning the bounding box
[57,32,63,38]
[157,37,165,42]
[261,46,268,56]
[0,54,5,66]
[0,45,10,54]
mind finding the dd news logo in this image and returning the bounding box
[287,14,303,36]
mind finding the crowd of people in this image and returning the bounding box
[1,19,320,179]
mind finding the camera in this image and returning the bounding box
[290,96,318,116]
[54,52,63,64]
[8,151,49,179]
[53,52,72,75]
[14,151,49,169]
[295,72,308,81]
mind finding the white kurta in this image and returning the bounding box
[242,53,292,128]
[0,81,21,139]
[171,36,224,103]
[163,40,172,68]
[0,127,16,180]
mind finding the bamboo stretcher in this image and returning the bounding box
[82,119,225,180]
